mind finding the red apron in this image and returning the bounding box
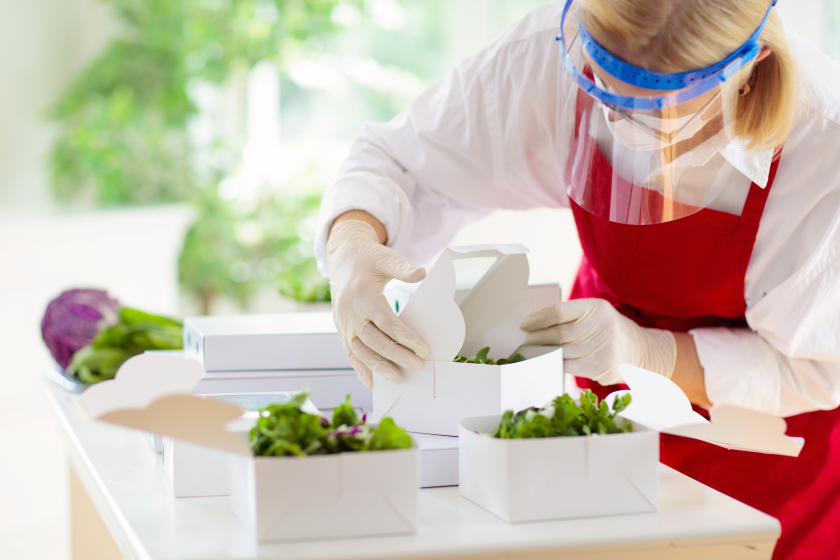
[569,138,840,559]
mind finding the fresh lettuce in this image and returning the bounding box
[250,391,411,457]
[453,346,526,365]
[491,390,632,439]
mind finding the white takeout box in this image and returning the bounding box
[183,312,350,371]
[372,245,564,436]
[161,393,319,498]
[459,364,805,523]
[76,353,419,541]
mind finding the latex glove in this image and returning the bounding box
[520,298,676,386]
[327,219,430,388]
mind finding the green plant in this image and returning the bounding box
[49,0,354,311]
[453,347,526,365]
[47,0,460,311]
[490,391,633,439]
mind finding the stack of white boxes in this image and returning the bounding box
[183,311,368,410]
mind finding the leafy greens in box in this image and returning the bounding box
[453,346,526,365]
[251,392,411,457]
[491,390,632,439]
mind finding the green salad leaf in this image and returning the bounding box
[453,346,527,365]
[250,392,412,457]
[331,394,361,429]
[491,390,633,439]
[66,307,182,383]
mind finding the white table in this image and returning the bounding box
[42,376,780,560]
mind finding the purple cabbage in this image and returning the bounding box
[41,289,120,369]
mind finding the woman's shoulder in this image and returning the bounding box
[789,31,840,129]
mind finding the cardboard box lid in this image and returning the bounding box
[77,353,262,456]
[612,364,804,457]
[185,312,337,336]
[398,244,532,362]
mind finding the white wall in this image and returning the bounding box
[0,0,118,210]
[777,0,829,55]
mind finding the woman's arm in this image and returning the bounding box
[672,332,711,407]
[332,211,387,244]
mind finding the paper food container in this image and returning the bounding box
[458,364,805,523]
[372,245,564,437]
[183,312,350,372]
[161,393,319,498]
[75,353,419,541]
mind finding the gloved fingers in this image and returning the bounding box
[522,327,563,346]
[522,312,602,349]
[564,355,622,386]
[374,246,427,284]
[357,320,424,370]
[349,337,403,384]
[520,299,594,331]
[347,348,373,389]
[560,331,610,360]
[367,298,430,358]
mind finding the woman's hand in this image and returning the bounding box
[327,219,430,388]
[520,298,676,385]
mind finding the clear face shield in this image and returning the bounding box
[555,0,776,225]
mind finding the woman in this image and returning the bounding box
[315,1,840,558]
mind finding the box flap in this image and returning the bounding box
[78,354,251,455]
[615,364,804,457]
[398,244,531,362]
[79,353,203,419]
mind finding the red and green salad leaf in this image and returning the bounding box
[250,392,411,457]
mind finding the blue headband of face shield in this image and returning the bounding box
[557,0,778,110]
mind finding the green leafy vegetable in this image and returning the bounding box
[453,347,527,365]
[330,394,361,429]
[66,307,182,383]
[250,391,411,457]
[491,390,633,439]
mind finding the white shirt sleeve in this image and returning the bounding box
[315,3,567,275]
[697,193,840,418]
[691,35,840,418]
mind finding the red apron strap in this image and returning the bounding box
[733,148,783,242]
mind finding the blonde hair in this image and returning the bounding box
[580,0,798,150]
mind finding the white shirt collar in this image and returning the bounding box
[719,139,775,188]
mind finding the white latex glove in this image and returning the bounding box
[520,298,676,386]
[327,220,430,388]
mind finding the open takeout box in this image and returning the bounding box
[371,245,564,437]
[459,364,805,523]
[74,353,418,542]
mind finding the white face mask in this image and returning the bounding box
[601,105,708,152]
[594,75,711,152]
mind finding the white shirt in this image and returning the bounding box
[315,1,840,418]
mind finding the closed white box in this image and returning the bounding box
[412,433,459,488]
[229,445,418,542]
[183,312,350,372]
[372,245,565,437]
[163,436,232,497]
[458,416,658,523]
[193,369,371,410]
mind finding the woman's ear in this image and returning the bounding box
[755,46,774,64]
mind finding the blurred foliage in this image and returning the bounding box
[46,0,464,312]
[48,0,361,312]
[51,0,348,205]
